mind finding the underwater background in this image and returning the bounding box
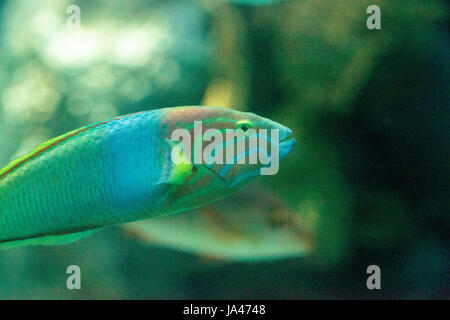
[0,0,448,299]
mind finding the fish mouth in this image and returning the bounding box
[279,128,296,159]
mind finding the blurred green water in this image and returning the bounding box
[0,0,448,299]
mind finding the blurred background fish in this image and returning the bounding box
[123,185,314,262]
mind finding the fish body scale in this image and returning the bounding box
[0,111,163,241]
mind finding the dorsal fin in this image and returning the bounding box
[0,126,88,180]
[0,113,141,180]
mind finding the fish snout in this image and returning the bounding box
[279,126,296,161]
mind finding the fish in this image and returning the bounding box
[0,106,295,249]
[123,184,313,261]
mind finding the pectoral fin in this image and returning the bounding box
[153,138,193,186]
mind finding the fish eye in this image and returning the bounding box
[236,120,254,134]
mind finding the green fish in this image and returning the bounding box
[124,185,313,261]
[0,106,295,249]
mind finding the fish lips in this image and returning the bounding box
[279,127,296,161]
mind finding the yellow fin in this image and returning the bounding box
[154,138,193,186]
